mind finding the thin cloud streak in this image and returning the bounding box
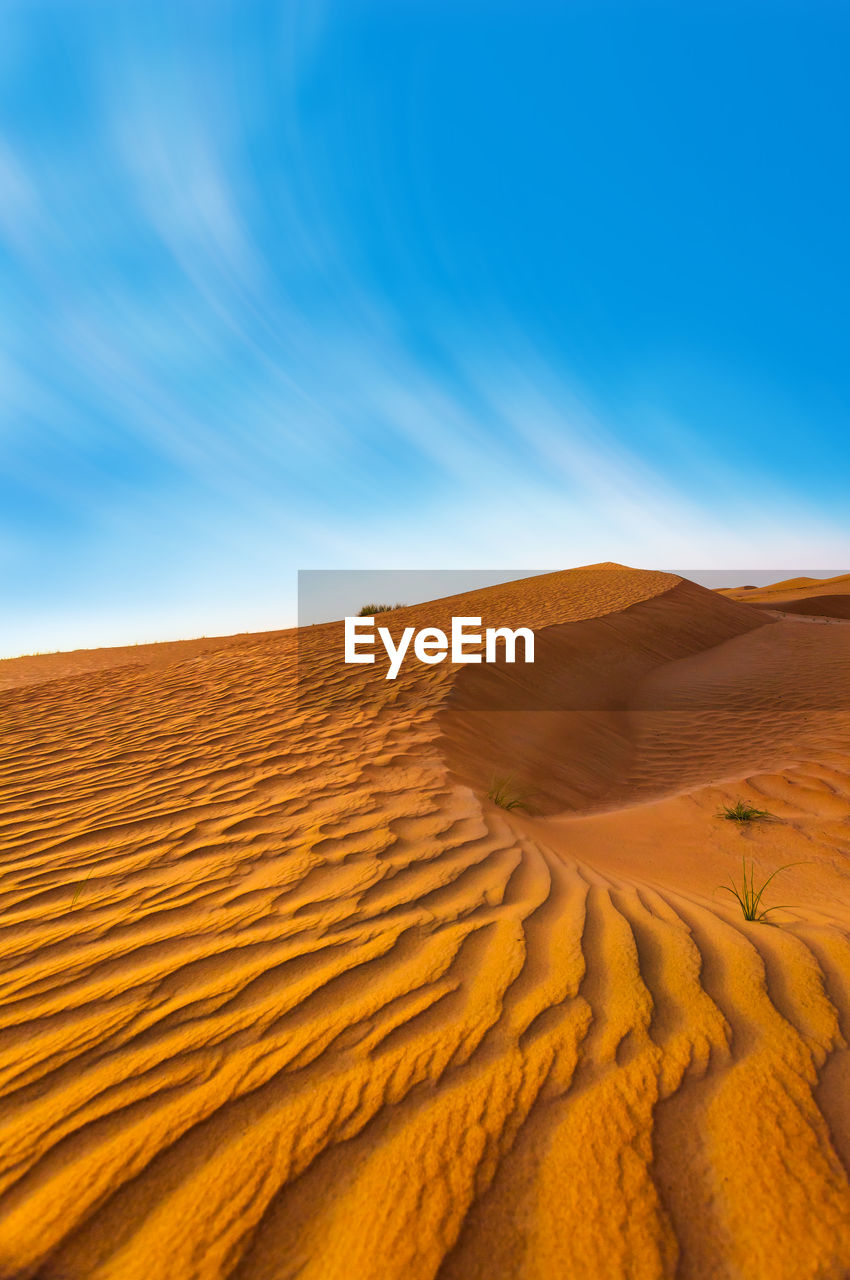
[1,1,848,656]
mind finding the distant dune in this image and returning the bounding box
[722,571,850,618]
[2,564,850,1278]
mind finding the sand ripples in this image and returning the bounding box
[1,569,850,1277]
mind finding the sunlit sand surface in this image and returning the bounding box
[2,565,850,1278]
[722,571,850,618]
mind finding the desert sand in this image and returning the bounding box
[2,564,850,1278]
[721,571,850,619]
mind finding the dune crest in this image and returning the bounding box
[722,571,850,618]
[2,566,850,1278]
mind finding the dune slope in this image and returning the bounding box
[722,571,850,618]
[1,565,850,1279]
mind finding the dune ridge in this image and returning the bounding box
[722,572,850,619]
[1,565,850,1278]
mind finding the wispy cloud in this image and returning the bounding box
[1,0,848,657]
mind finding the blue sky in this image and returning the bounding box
[2,0,849,655]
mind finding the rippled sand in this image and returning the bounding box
[2,565,850,1279]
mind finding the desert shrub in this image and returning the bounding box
[487,775,534,812]
[720,856,798,922]
[356,603,407,617]
[718,800,773,822]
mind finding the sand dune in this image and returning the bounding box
[722,572,850,618]
[2,565,850,1278]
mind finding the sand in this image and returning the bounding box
[1,564,850,1278]
[721,571,850,618]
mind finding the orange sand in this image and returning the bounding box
[1,564,850,1278]
[722,571,850,618]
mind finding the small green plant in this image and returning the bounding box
[720,856,799,922]
[356,602,407,617]
[717,800,773,823]
[487,775,534,812]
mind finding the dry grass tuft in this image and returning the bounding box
[487,775,535,812]
[718,800,773,823]
[720,856,800,922]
